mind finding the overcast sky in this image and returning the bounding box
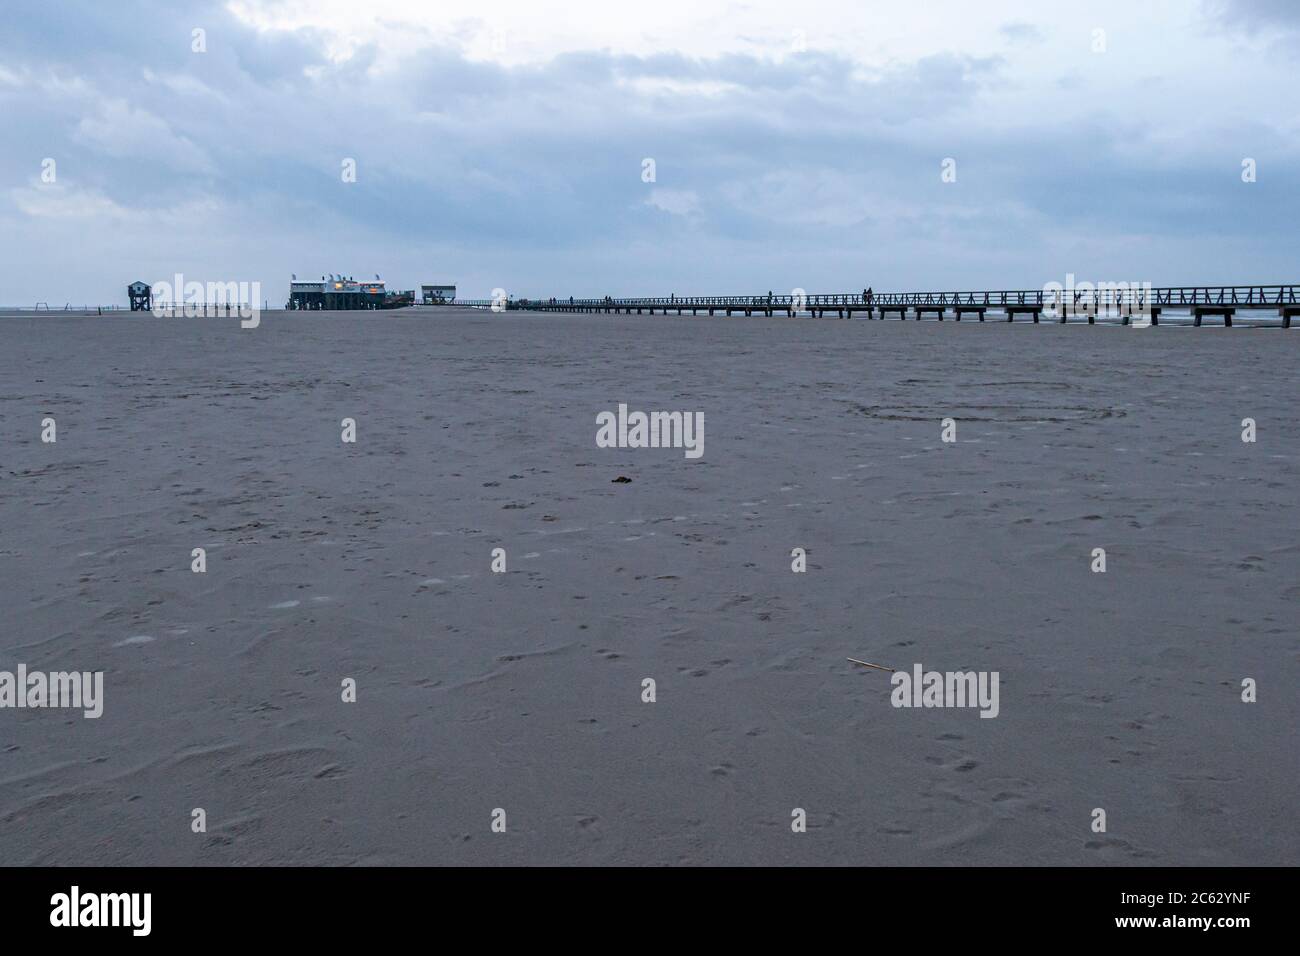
[1,0,1297,304]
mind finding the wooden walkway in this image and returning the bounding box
[449,285,1300,326]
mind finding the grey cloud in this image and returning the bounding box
[0,1,1296,304]
[1206,0,1300,29]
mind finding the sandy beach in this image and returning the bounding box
[0,308,1295,865]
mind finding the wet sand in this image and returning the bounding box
[1,308,1296,865]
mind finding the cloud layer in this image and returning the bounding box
[1,0,1297,304]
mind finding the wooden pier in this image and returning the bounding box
[449,285,1300,327]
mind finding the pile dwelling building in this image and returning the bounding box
[289,275,413,310]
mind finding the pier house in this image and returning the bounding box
[421,284,457,304]
[127,281,152,312]
[289,275,387,310]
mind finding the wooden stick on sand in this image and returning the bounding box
[847,658,897,673]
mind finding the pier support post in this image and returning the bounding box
[1194,306,1234,327]
[1005,305,1044,323]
